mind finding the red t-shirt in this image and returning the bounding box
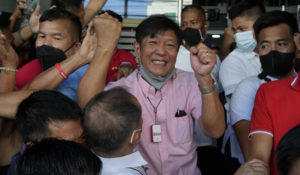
[16,59,43,90]
[249,72,300,175]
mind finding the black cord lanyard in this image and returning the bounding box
[146,96,163,124]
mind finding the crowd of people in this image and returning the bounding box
[0,0,300,175]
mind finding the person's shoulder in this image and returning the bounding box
[257,76,294,96]
[261,76,293,88]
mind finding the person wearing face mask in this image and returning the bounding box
[218,0,266,168]
[230,11,298,170]
[246,11,300,175]
[15,8,83,101]
[175,5,225,175]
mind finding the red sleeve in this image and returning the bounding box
[16,59,43,90]
[249,84,274,136]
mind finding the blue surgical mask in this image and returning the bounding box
[234,30,257,52]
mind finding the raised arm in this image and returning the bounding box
[0,32,19,92]
[190,42,225,138]
[22,23,97,90]
[0,90,34,119]
[77,14,122,108]
[83,0,107,27]
[12,5,40,48]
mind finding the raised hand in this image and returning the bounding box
[93,13,122,51]
[234,159,269,175]
[190,42,216,87]
[29,4,41,33]
[78,22,97,64]
[0,31,19,68]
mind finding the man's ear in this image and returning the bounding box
[130,130,141,147]
[294,33,300,51]
[133,41,141,63]
[134,41,141,57]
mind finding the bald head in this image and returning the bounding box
[84,87,141,155]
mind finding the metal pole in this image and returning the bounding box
[178,0,183,24]
[124,0,128,18]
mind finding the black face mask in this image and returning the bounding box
[36,45,73,70]
[294,58,300,73]
[182,27,204,47]
[259,50,295,77]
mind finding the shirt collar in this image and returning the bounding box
[235,48,259,60]
[98,151,147,170]
[291,71,300,91]
[137,70,177,98]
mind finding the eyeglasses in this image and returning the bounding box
[130,128,142,145]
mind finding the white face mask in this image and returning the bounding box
[234,30,257,52]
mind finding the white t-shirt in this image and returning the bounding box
[219,48,261,164]
[98,151,147,175]
[219,48,261,96]
[230,75,277,125]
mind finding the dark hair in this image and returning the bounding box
[229,0,265,21]
[51,0,83,8]
[181,4,206,20]
[40,8,82,41]
[0,11,11,30]
[254,11,299,42]
[99,10,123,22]
[84,87,141,155]
[15,90,83,142]
[17,138,101,175]
[135,15,183,48]
[277,124,300,175]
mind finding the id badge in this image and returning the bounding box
[151,125,162,143]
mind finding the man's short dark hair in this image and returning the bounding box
[40,7,82,41]
[17,138,101,175]
[15,90,83,142]
[99,10,123,22]
[181,4,206,20]
[277,124,300,175]
[84,87,141,155]
[135,15,183,48]
[51,0,83,16]
[229,0,265,21]
[254,11,299,42]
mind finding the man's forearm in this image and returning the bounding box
[77,47,113,108]
[83,0,107,26]
[198,89,225,138]
[22,53,87,90]
[0,71,16,92]
[234,120,251,161]
[0,90,34,119]
[13,25,33,48]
